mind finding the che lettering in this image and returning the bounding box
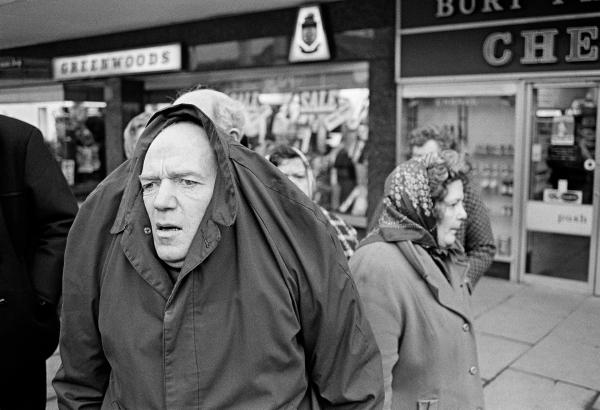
[483,26,598,66]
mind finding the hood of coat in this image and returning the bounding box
[111,104,238,235]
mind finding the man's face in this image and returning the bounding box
[140,122,217,268]
[277,157,310,197]
[411,139,441,158]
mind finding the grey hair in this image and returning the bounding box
[212,94,246,138]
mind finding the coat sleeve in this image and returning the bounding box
[298,228,384,409]
[349,244,404,410]
[53,185,115,409]
[24,127,78,306]
[462,184,496,289]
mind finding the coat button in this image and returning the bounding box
[144,227,152,235]
[469,366,478,375]
[462,323,470,332]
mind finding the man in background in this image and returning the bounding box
[0,114,78,409]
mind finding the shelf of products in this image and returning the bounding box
[471,143,514,262]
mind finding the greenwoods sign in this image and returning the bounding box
[397,0,600,78]
[52,44,182,80]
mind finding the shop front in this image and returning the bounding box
[397,0,600,294]
[0,0,396,230]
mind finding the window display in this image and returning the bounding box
[53,102,106,197]
[233,87,369,217]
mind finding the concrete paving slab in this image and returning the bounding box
[471,277,524,318]
[501,285,587,318]
[477,333,531,381]
[550,298,600,347]
[513,335,600,391]
[484,368,598,410]
[475,302,565,344]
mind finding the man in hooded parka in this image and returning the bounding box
[54,103,384,409]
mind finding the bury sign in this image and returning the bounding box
[397,0,600,78]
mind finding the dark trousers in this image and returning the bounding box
[0,359,47,410]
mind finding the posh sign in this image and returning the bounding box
[53,44,182,80]
[398,0,600,78]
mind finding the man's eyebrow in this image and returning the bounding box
[139,171,202,180]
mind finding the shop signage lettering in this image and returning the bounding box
[526,202,592,236]
[483,26,598,66]
[399,16,600,77]
[435,0,523,18]
[401,0,600,29]
[53,44,182,80]
[398,0,600,78]
[434,0,598,19]
[298,90,338,113]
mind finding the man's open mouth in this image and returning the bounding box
[157,223,181,232]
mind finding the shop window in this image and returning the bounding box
[403,96,516,272]
[230,87,370,220]
[52,102,106,198]
[0,101,104,199]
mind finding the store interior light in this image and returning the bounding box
[536,109,562,117]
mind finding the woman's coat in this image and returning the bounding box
[350,235,485,410]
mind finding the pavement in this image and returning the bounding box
[44,276,600,409]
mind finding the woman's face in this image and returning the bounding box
[436,180,467,248]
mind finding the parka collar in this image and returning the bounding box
[110,104,238,235]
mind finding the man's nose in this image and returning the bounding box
[153,179,177,210]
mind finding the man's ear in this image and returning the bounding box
[228,128,242,142]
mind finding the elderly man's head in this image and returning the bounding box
[409,125,457,159]
[173,88,246,142]
[139,121,217,268]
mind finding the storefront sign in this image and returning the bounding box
[400,0,600,29]
[526,201,592,236]
[398,0,600,78]
[52,44,182,80]
[0,56,51,79]
[289,6,331,63]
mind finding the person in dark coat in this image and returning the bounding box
[0,114,78,409]
[54,102,384,409]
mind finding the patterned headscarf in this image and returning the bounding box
[375,154,441,250]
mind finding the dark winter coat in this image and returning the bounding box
[0,115,78,365]
[54,105,384,410]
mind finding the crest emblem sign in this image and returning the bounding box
[289,5,331,63]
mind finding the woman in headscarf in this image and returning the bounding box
[349,150,485,410]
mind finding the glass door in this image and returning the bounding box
[524,83,599,291]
